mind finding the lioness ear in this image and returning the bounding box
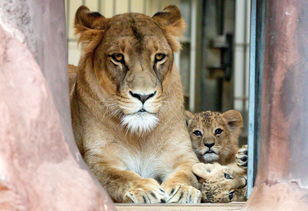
[222,110,243,133]
[184,110,194,127]
[152,5,186,51]
[74,6,107,52]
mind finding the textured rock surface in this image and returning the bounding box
[244,0,308,210]
[0,0,116,210]
[0,0,76,155]
[0,23,115,211]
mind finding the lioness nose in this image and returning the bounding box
[204,143,215,148]
[129,91,156,104]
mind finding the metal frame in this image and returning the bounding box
[189,0,202,112]
[247,0,257,196]
[247,0,265,196]
[189,0,197,111]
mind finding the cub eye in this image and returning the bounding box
[110,53,124,63]
[155,53,166,62]
[229,191,235,201]
[193,130,202,137]
[224,173,233,179]
[214,128,223,135]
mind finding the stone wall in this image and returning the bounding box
[244,0,308,210]
[0,0,115,210]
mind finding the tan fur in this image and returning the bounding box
[187,110,243,165]
[68,64,78,99]
[192,162,247,203]
[70,5,200,203]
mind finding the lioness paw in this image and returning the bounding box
[163,184,201,204]
[123,178,167,203]
[236,145,248,169]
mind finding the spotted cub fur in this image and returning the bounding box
[192,162,247,203]
[186,110,243,165]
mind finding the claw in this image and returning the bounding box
[236,145,248,169]
[164,184,201,204]
[123,179,167,203]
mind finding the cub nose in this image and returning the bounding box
[204,143,215,149]
[129,91,156,104]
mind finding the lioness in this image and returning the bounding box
[70,5,200,203]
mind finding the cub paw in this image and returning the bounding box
[123,178,167,203]
[163,183,201,204]
[236,145,248,169]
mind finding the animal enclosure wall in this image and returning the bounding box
[245,0,308,209]
[0,0,115,210]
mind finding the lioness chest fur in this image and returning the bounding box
[70,5,201,203]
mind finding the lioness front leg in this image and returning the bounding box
[162,162,201,203]
[87,159,166,203]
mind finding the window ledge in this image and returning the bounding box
[116,202,245,211]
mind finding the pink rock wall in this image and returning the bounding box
[0,0,116,210]
[244,0,308,210]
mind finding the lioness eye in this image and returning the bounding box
[193,130,202,137]
[224,173,233,179]
[110,53,124,63]
[215,128,223,135]
[229,191,235,201]
[155,53,166,62]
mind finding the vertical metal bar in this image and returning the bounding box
[242,0,248,114]
[189,0,197,111]
[128,0,132,12]
[82,0,85,6]
[234,0,244,112]
[247,0,257,197]
[98,0,102,12]
[245,0,251,112]
[66,0,70,40]
[113,0,116,15]
[143,0,147,14]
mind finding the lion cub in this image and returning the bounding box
[192,162,247,203]
[186,110,248,203]
[186,110,244,165]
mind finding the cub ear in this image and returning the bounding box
[222,110,243,133]
[152,5,186,51]
[192,163,214,178]
[184,110,194,127]
[192,163,207,178]
[74,6,107,50]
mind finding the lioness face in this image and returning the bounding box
[75,6,185,133]
[97,15,173,133]
[187,110,243,163]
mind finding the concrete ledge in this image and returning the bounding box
[116,202,245,211]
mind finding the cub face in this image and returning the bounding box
[192,163,247,203]
[186,110,243,164]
